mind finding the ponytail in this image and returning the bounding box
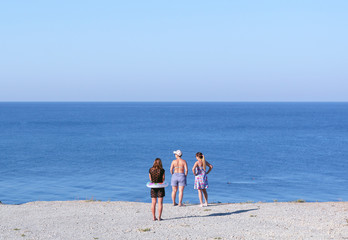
[202,155,206,171]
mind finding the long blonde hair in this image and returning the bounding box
[196,152,206,171]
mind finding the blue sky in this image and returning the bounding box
[1,1,347,101]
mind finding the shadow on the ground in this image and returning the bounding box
[163,208,259,221]
[204,208,258,217]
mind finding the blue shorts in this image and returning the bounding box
[171,173,187,187]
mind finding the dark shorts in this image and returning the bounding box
[150,188,165,198]
[171,173,187,187]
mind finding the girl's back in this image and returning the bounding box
[194,161,206,175]
[172,159,186,173]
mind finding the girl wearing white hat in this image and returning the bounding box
[170,150,188,206]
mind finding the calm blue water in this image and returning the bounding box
[0,102,348,204]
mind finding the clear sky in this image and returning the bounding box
[1,0,347,101]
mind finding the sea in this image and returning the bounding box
[0,102,347,205]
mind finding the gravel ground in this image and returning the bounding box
[1,201,348,240]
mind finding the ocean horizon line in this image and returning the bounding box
[1,101,348,103]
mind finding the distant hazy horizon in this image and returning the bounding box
[1,1,347,102]
[1,101,348,103]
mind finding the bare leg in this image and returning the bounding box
[178,186,185,206]
[198,189,203,206]
[151,198,157,221]
[202,189,208,206]
[172,186,178,205]
[158,197,163,220]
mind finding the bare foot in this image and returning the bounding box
[158,218,162,221]
[153,217,158,221]
[173,203,178,206]
[179,203,185,207]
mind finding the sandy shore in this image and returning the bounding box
[1,201,348,240]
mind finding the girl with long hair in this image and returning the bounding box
[192,152,213,207]
[149,158,165,220]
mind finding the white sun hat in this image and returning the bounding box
[173,150,182,157]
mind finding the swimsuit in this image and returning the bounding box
[149,168,165,198]
[194,166,208,189]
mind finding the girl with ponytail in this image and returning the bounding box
[192,152,213,207]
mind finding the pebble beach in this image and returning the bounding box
[1,201,348,239]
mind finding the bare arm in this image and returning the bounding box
[162,171,165,182]
[184,160,188,176]
[170,161,174,174]
[149,173,152,182]
[205,160,213,174]
[192,162,197,176]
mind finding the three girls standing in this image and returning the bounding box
[149,151,213,220]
